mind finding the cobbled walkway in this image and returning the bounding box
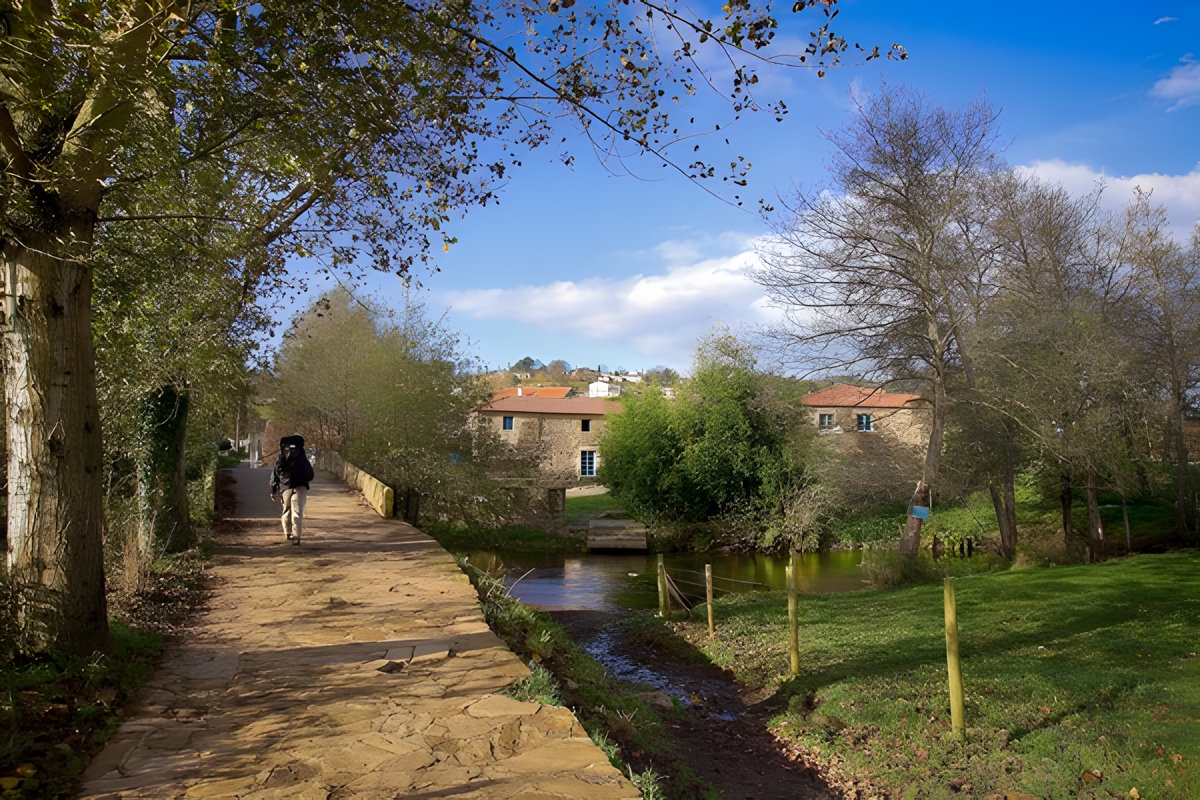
[80,464,636,799]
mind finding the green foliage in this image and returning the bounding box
[600,332,817,549]
[269,289,528,527]
[597,388,682,519]
[684,552,1200,799]
[217,453,243,470]
[504,664,562,706]
[0,605,166,798]
[630,767,667,799]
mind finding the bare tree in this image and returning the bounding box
[1121,191,1200,541]
[984,177,1137,560]
[754,84,1002,557]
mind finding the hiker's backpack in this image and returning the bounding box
[292,450,315,485]
[280,435,315,485]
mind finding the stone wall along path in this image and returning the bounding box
[80,463,637,799]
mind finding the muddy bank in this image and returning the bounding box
[551,609,842,800]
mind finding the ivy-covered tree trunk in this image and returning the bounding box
[2,227,108,654]
[134,385,192,576]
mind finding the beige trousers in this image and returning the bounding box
[281,487,308,543]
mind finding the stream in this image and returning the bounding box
[458,548,872,798]
[459,549,871,703]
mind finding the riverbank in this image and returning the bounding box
[667,552,1200,799]
[463,562,842,799]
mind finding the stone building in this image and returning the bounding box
[479,396,622,485]
[801,384,933,507]
[800,384,931,448]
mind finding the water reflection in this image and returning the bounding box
[460,550,871,612]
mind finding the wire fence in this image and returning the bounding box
[666,566,769,597]
[654,557,969,739]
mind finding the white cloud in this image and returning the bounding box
[442,235,775,367]
[1021,159,1200,235]
[1152,57,1200,110]
[1154,16,1178,25]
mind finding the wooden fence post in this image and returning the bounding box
[657,554,669,618]
[705,564,715,639]
[943,578,966,741]
[787,554,799,676]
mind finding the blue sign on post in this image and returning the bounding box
[912,505,930,520]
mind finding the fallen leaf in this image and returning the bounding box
[0,777,18,790]
[1171,753,1183,764]
[14,763,35,778]
[1129,789,1140,799]
[1038,706,1051,714]
[1081,769,1103,783]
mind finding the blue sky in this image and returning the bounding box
[301,1,1200,375]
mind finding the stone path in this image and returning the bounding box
[80,465,637,799]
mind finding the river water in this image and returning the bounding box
[458,549,872,612]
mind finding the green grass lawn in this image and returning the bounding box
[675,552,1200,799]
[564,491,630,526]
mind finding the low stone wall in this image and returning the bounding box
[315,452,394,519]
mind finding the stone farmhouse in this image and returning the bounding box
[800,383,932,506]
[801,384,931,448]
[479,395,622,485]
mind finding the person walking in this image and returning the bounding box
[270,435,315,545]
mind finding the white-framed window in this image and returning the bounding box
[581,419,591,432]
[818,413,836,430]
[580,450,597,477]
[856,413,873,432]
[502,415,514,431]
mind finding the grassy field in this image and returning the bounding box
[671,552,1200,799]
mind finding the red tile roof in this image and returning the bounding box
[801,384,926,409]
[483,397,621,416]
[491,386,573,400]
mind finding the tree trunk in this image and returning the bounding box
[2,230,108,655]
[900,375,946,557]
[989,481,1018,560]
[135,385,192,573]
[1121,491,1131,553]
[1060,470,1074,554]
[1172,402,1190,541]
[1084,467,1104,562]
[986,436,1019,560]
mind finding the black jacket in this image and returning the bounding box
[270,448,314,493]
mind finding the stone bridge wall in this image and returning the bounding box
[315,451,394,519]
